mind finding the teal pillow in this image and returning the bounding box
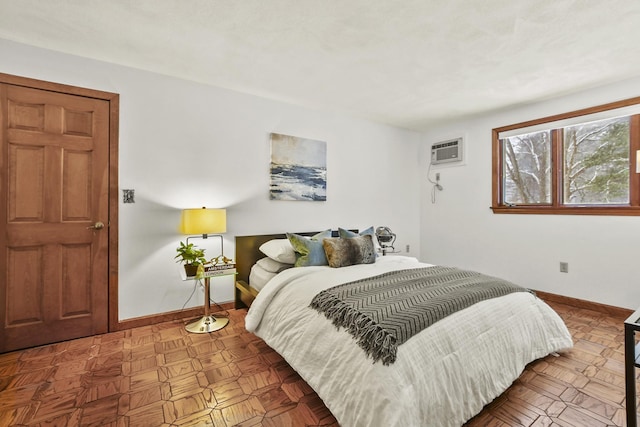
[339,226,374,239]
[286,230,332,267]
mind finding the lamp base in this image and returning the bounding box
[185,315,229,333]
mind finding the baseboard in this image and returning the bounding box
[113,292,630,331]
[114,301,235,331]
[535,290,632,318]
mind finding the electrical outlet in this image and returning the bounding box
[435,173,440,181]
[560,262,569,273]
[406,244,410,252]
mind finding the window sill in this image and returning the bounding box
[491,205,640,216]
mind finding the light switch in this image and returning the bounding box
[123,189,135,203]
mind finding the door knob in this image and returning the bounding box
[87,221,105,230]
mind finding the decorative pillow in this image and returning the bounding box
[338,227,373,239]
[339,226,379,255]
[286,229,332,267]
[256,257,293,273]
[323,234,376,268]
[249,263,278,291]
[259,239,296,264]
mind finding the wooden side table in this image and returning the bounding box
[183,269,236,334]
[624,306,640,427]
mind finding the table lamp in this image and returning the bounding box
[180,207,229,333]
[180,207,226,256]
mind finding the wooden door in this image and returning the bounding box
[0,83,110,352]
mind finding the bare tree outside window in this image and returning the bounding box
[503,131,551,204]
[502,118,629,206]
[493,97,640,215]
[563,117,629,205]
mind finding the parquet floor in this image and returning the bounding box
[0,300,635,426]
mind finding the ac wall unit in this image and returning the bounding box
[431,137,463,165]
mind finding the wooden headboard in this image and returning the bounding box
[234,230,353,285]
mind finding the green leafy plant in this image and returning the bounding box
[174,241,207,266]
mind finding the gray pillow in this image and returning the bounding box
[323,235,376,268]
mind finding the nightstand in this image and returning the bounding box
[182,268,236,334]
[235,280,259,309]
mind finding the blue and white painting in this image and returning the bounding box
[270,133,327,201]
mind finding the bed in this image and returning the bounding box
[235,231,573,427]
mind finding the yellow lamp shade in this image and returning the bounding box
[180,208,226,235]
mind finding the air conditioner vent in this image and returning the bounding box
[431,138,463,165]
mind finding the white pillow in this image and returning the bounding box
[249,263,278,291]
[256,257,293,273]
[259,239,296,264]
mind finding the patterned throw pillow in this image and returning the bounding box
[338,226,379,255]
[323,235,376,268]
[286,230,333,267]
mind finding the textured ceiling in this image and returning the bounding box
[2,0,640,130]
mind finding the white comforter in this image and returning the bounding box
[245,256,573,427]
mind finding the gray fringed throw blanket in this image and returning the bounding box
[309,266,532,365]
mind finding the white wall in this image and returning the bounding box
[0,39,421,320]
[421,77,640,310]
[10,36,636,316]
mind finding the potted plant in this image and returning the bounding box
[175,241,207,277]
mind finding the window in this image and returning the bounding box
[503,130,552,205]
[492,97,640,215]
[563,117,630,205]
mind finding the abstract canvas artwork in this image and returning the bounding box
[270,133,327,201]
